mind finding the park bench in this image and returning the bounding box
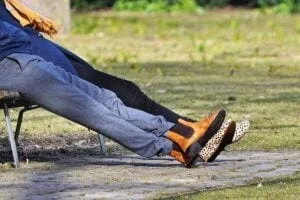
[0,89,107,168]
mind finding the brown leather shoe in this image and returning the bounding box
[166,109,226,157]
[169,143,200,168]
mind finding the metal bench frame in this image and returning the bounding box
[1,91,107,168]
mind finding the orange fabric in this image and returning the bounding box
[4,0,58,36]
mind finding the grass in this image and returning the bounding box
[168,172,300,200]
[0,9,299,152]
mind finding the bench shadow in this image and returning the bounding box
[0,143,249,198]
[0,140,247,168]
[0,142,178,167]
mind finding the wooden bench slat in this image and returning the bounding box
[0,90,20,100]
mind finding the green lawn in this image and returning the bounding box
[169,172,300,200]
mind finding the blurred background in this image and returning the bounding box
[70,0,300,13]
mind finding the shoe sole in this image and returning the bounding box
[232,119,250,143]
[198,109,226,147]
[186,120,233,167]
[185,155,199,168]
[185,141,202,158]
[198,121,235,162]
[207,122,236,162]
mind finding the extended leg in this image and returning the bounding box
[0,54,173,158]
[69,58,193,123]
[49,63,175,137]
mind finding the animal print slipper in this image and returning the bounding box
[199,121,236,162]
[199,118,250,162]
[232,118,250,143]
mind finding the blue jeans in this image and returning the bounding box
[0,53,174,158]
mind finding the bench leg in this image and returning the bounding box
[97,134,107,155]
[15,105,39,144]
[3,103,20,168]
[14,108,24,146]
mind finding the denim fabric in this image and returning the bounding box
[0,53,174,158]
[0,2,78,75]
[0,20,32,61]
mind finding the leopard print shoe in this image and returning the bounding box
[205,118,250,162]
[232,118,250,143]
[199,121,236,162]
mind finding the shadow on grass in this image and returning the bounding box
[0,138,246,168]
[249,92,300,104]
[255,124,299,129]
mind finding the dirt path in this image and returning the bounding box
[0,151,299,200]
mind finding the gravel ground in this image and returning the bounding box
[0,149,299,200]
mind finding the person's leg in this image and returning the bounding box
[47,62,222,161]
[69,58,194,123]
[0,53,173,158]
[53,62,216,159]
[41,59,221,159]
[47,63,175,137]
[62,48,250,164]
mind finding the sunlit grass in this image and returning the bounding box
[169,172,300,200]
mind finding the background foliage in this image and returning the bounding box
[71,0,300,13]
